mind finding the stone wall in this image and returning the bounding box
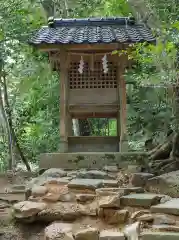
[39,152,148,170]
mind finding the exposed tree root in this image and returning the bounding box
[146,132,179,175]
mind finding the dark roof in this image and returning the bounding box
[29,17,155,46]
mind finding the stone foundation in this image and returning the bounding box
[39,152,147,170]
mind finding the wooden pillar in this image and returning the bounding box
[117,64,128,152]
[59,49,69,152]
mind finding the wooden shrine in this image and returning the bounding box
[29,17,155,153]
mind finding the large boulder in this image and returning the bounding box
[146,170,179,197]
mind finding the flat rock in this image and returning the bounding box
[131,210,151,222]
[98,208,129,224]
[44,222,73,240]
[96,188,127,197]
[100,230,125,240]
[152,225,179,232]
[41,168,67,178]
[42,192,76,203]
[151,198,179,215]
[76,194,96,203]
[141,231,179,240]
[37,202,93,222]
[137,213,154,222]
[98,195,121,208]
[76,170,113,179]
[68,179,103,190]
[74,227,99,240]
[103,165,118,172]
[0,193,25,203]
[13,200,47,219]
[153,214,176,225]
[67,171,78,178]
[125,187,145,194]
[11,185,26,190]
[120,193,164,208]
[25,176,69,199]
[102,180,118,187]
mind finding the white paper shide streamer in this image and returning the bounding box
[102,54,108,73]
[123,222,140,240]
[78,56,84,74]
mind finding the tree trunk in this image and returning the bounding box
[2,74,31,172]
[0,84,13,170]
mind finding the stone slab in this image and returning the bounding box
[100,230,125,240]
[151,198,179,215]
[76,170,112,179]
[152,225,179,232]
[39,152,147,170]
[102,180,118,187]
[68,178,103,190]
[125,187,144,194]
[141,231,179,240]
[120,193,164,208]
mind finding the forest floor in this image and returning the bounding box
[0,174,45,240]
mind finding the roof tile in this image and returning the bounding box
[29,17,155,45]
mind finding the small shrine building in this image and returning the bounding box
[29,17,154,165]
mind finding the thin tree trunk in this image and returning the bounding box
[0,85,13,170]
[2,75,31,171]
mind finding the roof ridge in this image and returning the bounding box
[48,16,136,28]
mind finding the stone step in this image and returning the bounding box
[152,225,179,232]
[120,193,165,208]
[151,198,179,215]
[68,178,119,191]
[140,231,179,240]
[0,193,25,203]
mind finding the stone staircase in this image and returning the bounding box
[1,168,179,239]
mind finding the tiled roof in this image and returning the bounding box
[29,17,155,45]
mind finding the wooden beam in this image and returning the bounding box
[59,48,69,152]
[71,112,118,119]
[38,43,128,52]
